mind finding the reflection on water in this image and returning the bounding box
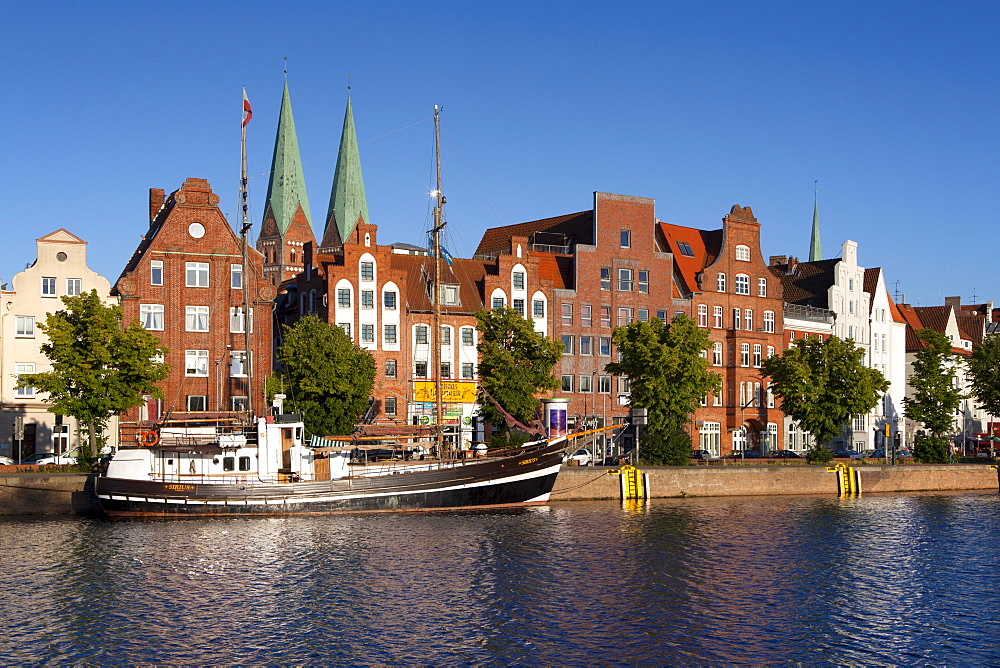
[2,493,1000,664]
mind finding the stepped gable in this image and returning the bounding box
[475,210,593,256]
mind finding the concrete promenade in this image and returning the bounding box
[0,464,997,515]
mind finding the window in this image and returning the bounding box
[561,375,574,392]
[735,274,750,295]
[677,241,695,257]
[462,363,475,379]
[848,325,854,340]
[440,362,452,379]
[598,337,611,356]
[744,309,753,331]
[492,297,505,310]
[461,327,474,346]
[767,384,775,408]
[440,285,459,306]
[767,345,774,359]
[360,262,374,281]
[600,267,611,291]
[231,264,243,289]
[337,289,351,308]
[385,397,397,416]
[618,268,633,292]
[15,363,35,397]
[338,322,352,339]
[561,335,574,354]
[150,260,163,286]
[713,306,723,329]
[533,300,545,319]
[620,377,631,394]
[763,311,775,333]
[733,308,741,330]
[580,336,593,355]
[361,291,374,309]
[758,277,767,297]
[42,277,57,297]
[697,305,708,327]
[699,422,721,454]
[638,309,649,322]
[512,271,525,290]
[713,341,723,366]
[848,278,855,291]
[15,316,34,338]
[384,291,397,310]
[440,326,451,345]
[561,303,573,326]
[384,324,397,344]
[513,299,525,316]
[579,375,593,393]
[717,273,726,292]
[186,306,209,332]
[139,304,164,330]
[230,351,247,377]
[361,324,375,344]
[754,344,762,367]
[600,307,611,328]
[617,308,632,327]
[186,262,209,287]
[638,271,649,294]
[186,395,207,411]
[385,359,397,378]
[598,375,612,393]
[185,350,209,376]
[735,245,751,261]
[230,307,253,333]
[713,381,723,406]
[741,343,750,367]
[620,230,631,248]
[66,278,82,296]
[414,361,428,378]
[581,304,592,326]
[416,325,428,344]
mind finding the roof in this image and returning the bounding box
[389,254,486,314]
[531,252,573,290]
[263,81,313,236]
[770,259,838,308]
[475,210,593,256]
[323,97,369,247]
[656,222,721,296]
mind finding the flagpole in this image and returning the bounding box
[240,88,255,420]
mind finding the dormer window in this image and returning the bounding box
[439,284,459,306]
[735,245,751,261]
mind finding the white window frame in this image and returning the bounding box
[185,350,209,376]
[140,304,164,331]
[186,305,210,332]
[735,274,750,295]
[735,245,751,261]
[150,260,163,286]
[186,262,209,288]
[231,264,243,289]
[65,278,82,296]
[41,277,57,297]
[229,307,253,333]
[15,316,34,338]
[15,363,36,397]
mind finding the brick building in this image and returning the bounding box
[112,178,274,421]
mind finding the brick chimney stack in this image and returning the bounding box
[769,255,787,266]
[149,188,165,223]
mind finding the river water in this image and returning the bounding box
[2,492,999,665]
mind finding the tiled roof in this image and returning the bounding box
[656,222,720,296]
[770,259,838,309]
[887,292,905,323]
[391,254,486,314]
[862,267,881,313]
[475,210,593,255]
[531,252,573,290]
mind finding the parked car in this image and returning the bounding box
[870,449,887,459]
[567,448,593,466]
[0,456,14,466]
[897,448,912,458]
[772,450,802,459]
[833,449,863,459]
[691,449,720,461]
[727,449,762,459]
[22,453,78,465]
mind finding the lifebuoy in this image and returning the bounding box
[141,431,160,447]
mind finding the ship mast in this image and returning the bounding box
[240,89,255,421]
[431,105,446,456]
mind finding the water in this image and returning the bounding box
[2,492,1000,665]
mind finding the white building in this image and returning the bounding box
[0,230,114,460]
[863,267,908,452]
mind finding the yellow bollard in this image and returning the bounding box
[826,462,861,497]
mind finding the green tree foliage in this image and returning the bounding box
[967,333,1000,419]
[276,315,375,437]
[912,433,949,464]
[903,328,965,439]
[605,315,720,465]
[476,307,563,438]
[761,335,887,451]
[19,290,169,457]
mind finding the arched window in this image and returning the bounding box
[735,245,751,261]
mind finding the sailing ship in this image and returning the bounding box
[95,104,575,517]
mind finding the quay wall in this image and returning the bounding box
[552,463,1000,500]
[0,465,997,515]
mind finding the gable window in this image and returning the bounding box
[618,268,634,292]
[41,277,57,297]
[15,316,35,338]
[735,274,750,295]
[360,262,374,282]
[758,277,767,297]
[600,267,611,291]
[231,264,243,289]
[337,289,351,308]
[383,291,397,310]
[620,230,631,248]
[735,245,751,261]
[185,350,209,376]
[512,271,525,290]
[66,278,82,296]
[717,273,726,293]
[186,306,209,332]
[186,262,209,287]
[150,260,163,286]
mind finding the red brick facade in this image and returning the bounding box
[112,178,273,421]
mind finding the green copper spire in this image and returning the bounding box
[264,81,312,236]
[324,96,369,246]
[809,187,822,261]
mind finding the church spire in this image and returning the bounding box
[322,96,369,247]
[262,81,313,237]
[809,182,822,261]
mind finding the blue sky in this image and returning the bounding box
[2,1,997,307]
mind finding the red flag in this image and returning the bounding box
[242,88,252,127]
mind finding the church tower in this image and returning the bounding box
[320,96,369,249]
[808,187,823,262]
[257,81,315,286]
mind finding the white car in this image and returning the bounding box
[567,448,593,466]
[23,453,78,466]
[0,456,14,466]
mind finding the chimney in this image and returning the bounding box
[786,257,798,274]
[769,255,787,267]
[149,188,165,223]
[944,296,961,310]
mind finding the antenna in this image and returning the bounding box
[283,56,287,78]
[347,73,351,91]
[892,280,901,302]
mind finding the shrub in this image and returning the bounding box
[806,446,835,465]
[913,434,949,464]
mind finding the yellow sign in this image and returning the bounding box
[413,381,478,403]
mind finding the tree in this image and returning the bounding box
[605,315,720,465]
[19,290,170,458]
[761,335,887,453]
[276,315,375,437]
[476,307,563,441]
[967,333,1000,419]
[903,328,964,463]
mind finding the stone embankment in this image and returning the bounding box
[0,464,997,516]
